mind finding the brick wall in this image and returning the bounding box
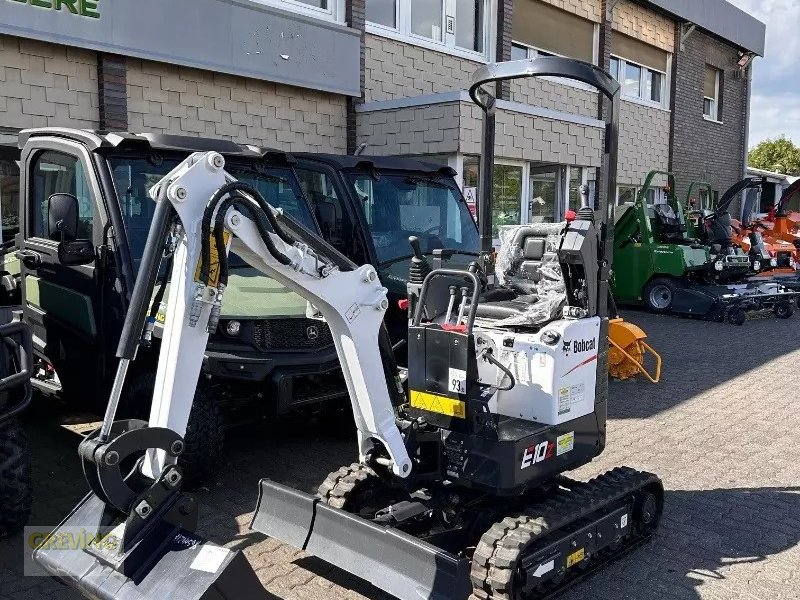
[510,80,599,119]
[126,59,347,153]
[0,34,98,130]
[356,103,462,156]
[358,102,604,168]
[670,29,748,210]
[613,1,674,52]
[618,102,670,185]
[364,35,479,103]
[538,0,602,23]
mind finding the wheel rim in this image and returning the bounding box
[649,285,672,310]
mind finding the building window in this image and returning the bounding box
[511,42,554,61]
[609,55,667,107]
[704,66,722,121]
[617,185,637,206]
[367,0,488,58]
[610,32,670,108]
[512,0,596,63]
[411,0,444,42]
[254,0,344,22]
[367,0,397,28]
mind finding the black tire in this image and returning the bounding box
[180,380,224,490]
[727,307,746,326]
[643,277,678,313]
[774,301,794,319]
[0,419,33,538]
[122,373,224,490]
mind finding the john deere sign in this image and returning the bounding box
[0,0,360,97]
[6,0,99,18]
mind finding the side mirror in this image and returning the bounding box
[315,201,336,237]
[47,193,95,266]
[48,193,79,242]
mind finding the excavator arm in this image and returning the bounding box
[32,151,411,600]
[142,151,410,479]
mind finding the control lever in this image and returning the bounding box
[408,236,431,285]
[456,286,469,325]
[444,286,458,324]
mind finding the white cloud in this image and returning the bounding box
[727,0,800,146]
[750,93,800,146]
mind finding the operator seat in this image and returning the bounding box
[474,225,561,322]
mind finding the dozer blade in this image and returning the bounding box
[34,492,273,600]
[251,479,473,600]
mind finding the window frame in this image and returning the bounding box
[28,148,100,243]
[510,40,600,93]
[703,67,722,123]
[366,0,493,62]
[609,54,669,110]
[250,0,346,23]
[616,185,638,206]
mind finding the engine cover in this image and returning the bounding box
[475,317,601,425]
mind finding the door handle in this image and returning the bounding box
[16,249,42,270]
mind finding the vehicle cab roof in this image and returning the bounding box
[18,128,294,165]
[293,153,457,178]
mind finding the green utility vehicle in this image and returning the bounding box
[5,129,345,484]
[612,170,797,322]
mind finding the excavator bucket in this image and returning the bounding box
[33,491,272,600]
[608,318,661,383]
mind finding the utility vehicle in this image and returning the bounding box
[612,170,797,322]
[0,309,33,537]
[293,154,480,346]
[9,129,345,483]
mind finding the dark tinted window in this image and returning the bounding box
[31,151,94,240]
[347,172,479,263]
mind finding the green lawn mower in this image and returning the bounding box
[612,171,798,324]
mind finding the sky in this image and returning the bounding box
[727,0,800,148]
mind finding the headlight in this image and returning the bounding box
[771,258,778,267]
[226,320,241,336]
[753,260,761,271]
[714,261,724,271]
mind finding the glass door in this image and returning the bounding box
[492,163,524,237]
[528,167,560,223]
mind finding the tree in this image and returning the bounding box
[748,136,800,176]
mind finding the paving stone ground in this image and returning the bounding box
[1,310,799,600]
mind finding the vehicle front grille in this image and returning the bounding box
[253,318,333,351]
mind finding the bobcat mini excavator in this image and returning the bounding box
[34,58,663,600]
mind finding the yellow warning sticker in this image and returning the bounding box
[194,231,232,287]
[409,390,466,419]
[566,547,585,568]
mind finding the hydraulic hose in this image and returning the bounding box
[207,193,294,290]
[200,181,296,281]
[481,348,516,391]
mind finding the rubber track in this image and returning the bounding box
[470,466,661,600]
[317,463,377,510]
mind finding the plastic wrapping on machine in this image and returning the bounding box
[493,224,568,327]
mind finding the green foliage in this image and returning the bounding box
[748,136,800,176]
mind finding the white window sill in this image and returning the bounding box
[621,95,670,113]
[366,23,489,64]
[247,0,344,24]
[703,116,724,125]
